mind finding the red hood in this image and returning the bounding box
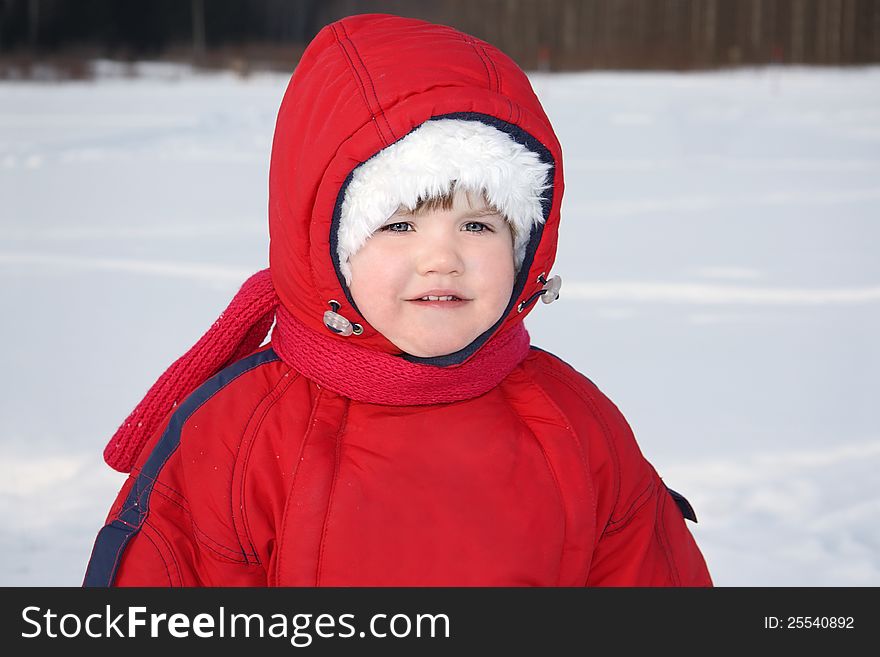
[268,13,563,365]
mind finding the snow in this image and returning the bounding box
[1,62,878,586]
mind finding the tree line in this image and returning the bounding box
[2,0,878,70]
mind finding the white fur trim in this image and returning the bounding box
[337,118,551,284]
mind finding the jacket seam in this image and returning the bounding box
[499,386,568,585]
[475,39,502,94]
[147,484,250,563]
[602,480,655,536]
[344,22,397,141]
[330,24,383,144]
[113,480,143,526]
[316,400,350,587]
[135,464,254,561]
[512,367,594,585]
[143,518,180,585]
[505,97,515,124]
[332,22,395,145]
[530,360,623,525]
[275,386,325,586]
[461,35,494,92]
[106,527,129,584]
[237,367,300,562]
[132,466,185,506]
[654,485,682,585]
[139,523,173,586]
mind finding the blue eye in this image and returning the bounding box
[380,221,413,232]
[464,221,491,232]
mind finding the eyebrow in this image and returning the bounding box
[460,207,503,219]
[391,205,503,219]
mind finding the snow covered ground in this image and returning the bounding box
[1,61,878,586]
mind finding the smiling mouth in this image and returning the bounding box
[417,295,461,301]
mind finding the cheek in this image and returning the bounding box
[469,241,516,304]
[349,246,406,309]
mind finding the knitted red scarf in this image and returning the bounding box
[103,269,530,472]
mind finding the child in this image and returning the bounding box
[85,13,711,586]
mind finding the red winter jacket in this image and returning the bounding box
[85,14,711,587]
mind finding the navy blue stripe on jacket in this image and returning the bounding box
[83,347,282,587]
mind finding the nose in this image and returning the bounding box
[415,234,464,277]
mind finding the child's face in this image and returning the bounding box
[349,189,516,358]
